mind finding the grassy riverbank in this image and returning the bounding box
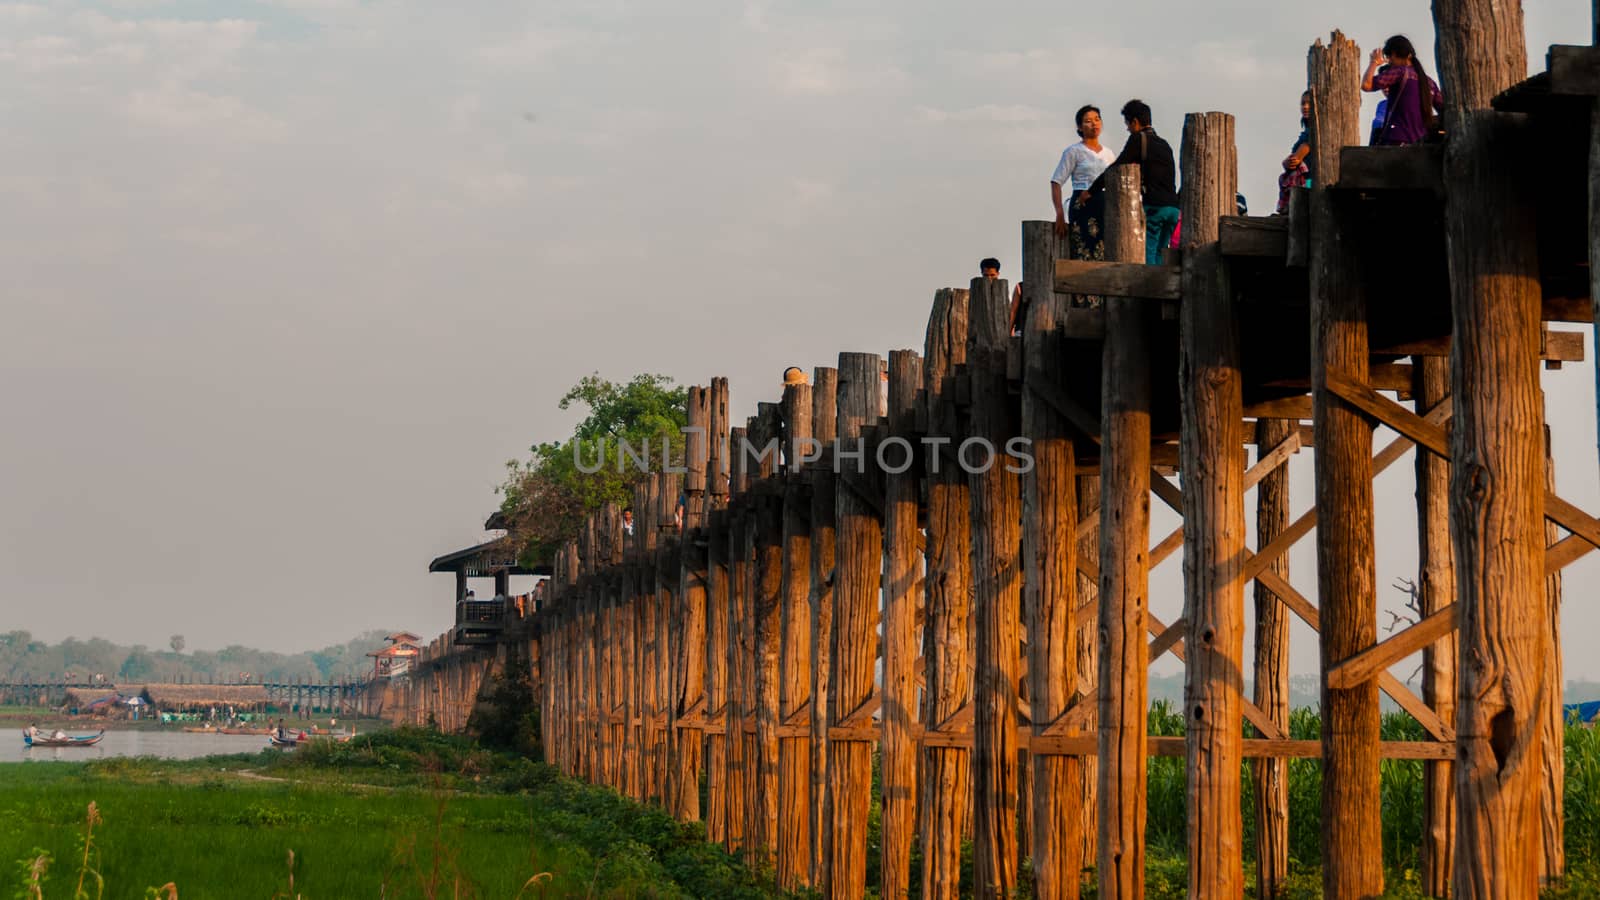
[1,729,779,899]
[5,717,1597,898]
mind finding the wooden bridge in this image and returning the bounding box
[475,7,1597,900]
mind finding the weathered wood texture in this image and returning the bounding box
[705,508,731,842]
[1414,356,1456,898]
[725,431,750,852]
[1309,34,1384,900]
[881,349,923,900]
[1541,422,1565,884]
[777,382,814,889]
[1097,164,1149,900]
[808,367,839,891]
[1432,0,1548,882]
[969,275,1021,900]
[673,389,710,821]
[828,352,884,899]
[1253,418,1293,900]
[919,290,973,900]
[1178,110,1246,900]
[1021,220,1082,900]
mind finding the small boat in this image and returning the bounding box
[267,732,308,748]
[182,726,218,733]
[24,730,105,748]
[220,727,270,735]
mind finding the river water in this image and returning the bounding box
[3,729,277,763]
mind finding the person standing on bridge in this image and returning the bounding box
[1051,104,1118,263]
[1362,35,1443,146]
[1088,99,1180,265]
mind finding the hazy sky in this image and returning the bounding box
[2,1,1596,682]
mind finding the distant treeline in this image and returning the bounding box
[0,629,394,683]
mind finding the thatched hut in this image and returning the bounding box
[61,688,125,717]
[140,683,270,715]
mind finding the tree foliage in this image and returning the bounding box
[497,373,688,567]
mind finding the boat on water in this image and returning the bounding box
[220,727,271,735]
[267,731,355,749]
[181,726,218,733]
[23,730,105,748]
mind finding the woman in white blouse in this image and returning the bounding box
[1050,105,1119,265]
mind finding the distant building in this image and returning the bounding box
[368,633,423,679]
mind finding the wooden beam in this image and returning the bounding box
[1548,44,1600,95]
[1219,215,1288,258]
[1326,605,1458,690]
[1054,259,1182,299]
[1375,330,1584,362]
[1243,395,1313,420]
[1333,144,1444,194]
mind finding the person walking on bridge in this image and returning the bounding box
[1088,99,1179,265]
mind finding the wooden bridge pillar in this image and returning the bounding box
[777,380,815,889]
[826,351,884,899]
[705,506,732,841]
[1020,220,1083,900]
[725,426,751,851]
[808,367,839,890]
[918,293,970,900]
[880,348,923,900]
[1178,110,1246,899]
[751,405,784,867]
[1308,33,1383,899]
[671,387,710,821]
[1253,417,1293,900]
[703,377,732,840]
[1097,164,1150,900]
[968,276,1020,900]
[1432,1,1549,894]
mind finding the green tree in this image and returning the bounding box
[498,373,688,566]
[169,634,185,654]
[119,648,157,681]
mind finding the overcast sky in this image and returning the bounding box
[2,1,1595,682]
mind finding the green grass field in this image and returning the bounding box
[0,731,777,899]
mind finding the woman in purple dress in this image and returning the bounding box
[1361,35,1443,146]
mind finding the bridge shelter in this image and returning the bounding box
[429,538,549,646]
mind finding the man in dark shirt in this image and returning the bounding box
[1088,99,1180,265]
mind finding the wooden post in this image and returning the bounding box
[1308,33,1383,900]
[921,293,966,896]
[1074,473,1100,871]
[1252,419,1293,900]
[968,276,1020,900]
[654,476,681,808]
[1097,164,1149,900]
[881,348,923,900]
[808,367,839,890]
[705,506,732,843]
[777,381,815,889]
[672,388,710,821]
[1414,356,1456,897]
[827,352,883,899]
[1431,3,1547,893]
[705,378,732,840]
[726,426,750,851]
[1020,220,1082,900]
[1178,110,1246,899]
[1541,422,1565,884]
[752,410,785,868]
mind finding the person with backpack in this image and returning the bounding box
[1088,100,1180,265]
[1362,35,1443,146]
